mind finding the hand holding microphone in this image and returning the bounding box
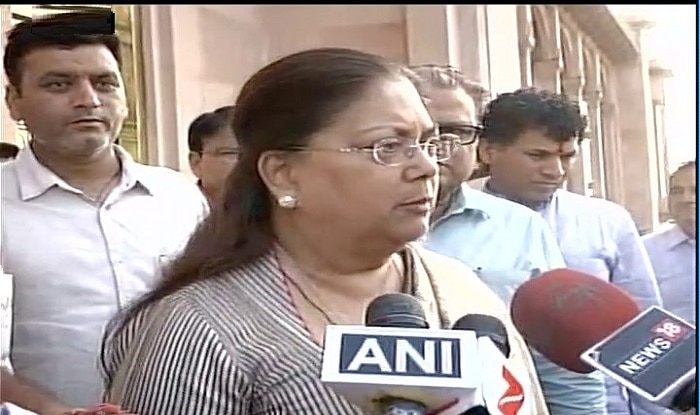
[510,268,696,413]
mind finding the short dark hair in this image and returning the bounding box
[4,11,121,90]
[187,106,236,153]
[0,142,20,159]
[670,160,696,183]
[480,88,587,145]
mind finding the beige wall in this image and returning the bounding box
[140,5,523,174]
[140,5,410,173]
[1,5,17,145]
[0,4,524,171]
[611,22,661,231]
[0,5,667,230]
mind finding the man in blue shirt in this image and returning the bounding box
[476,88,662,415]
[644,161,696,325]
[406,66,577,412]
[638,161,696,415]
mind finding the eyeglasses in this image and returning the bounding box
[284,136,445,167]
[200,148,241,159]
[434,123,482,161]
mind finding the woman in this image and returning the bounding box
[100,48,548,414]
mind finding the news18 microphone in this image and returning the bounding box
[320,293,482,414]
[510,268,696,413]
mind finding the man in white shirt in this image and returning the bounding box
[1,12,208,413]
[476,88,661,415]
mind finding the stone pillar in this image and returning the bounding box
[1,5,17,145]
[600,78,626,207]
[454,5,491,92]
[483,5,523,96]
[610,20,659,231]
[405,5,522,101]
[583,51,607,199]
[559,23,592,196]
[649,63,673,223]
[138,5,182,169]
[584,89,605,198]
[517,5,535,88]
[531,6,562,93]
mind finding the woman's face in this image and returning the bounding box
[290,77,438,246]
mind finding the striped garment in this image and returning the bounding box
[101,244,550,414]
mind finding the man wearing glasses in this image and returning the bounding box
[187,105,240,205]
[406,66,595,415]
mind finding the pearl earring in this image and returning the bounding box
[277,195,299,209]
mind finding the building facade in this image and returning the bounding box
[1,5,673,231]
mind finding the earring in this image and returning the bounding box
[277,195,299,209]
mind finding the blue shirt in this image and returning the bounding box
[425,184,565,301]
[425,185,594,414]
[635,225,696,415]
[533,189,662,415]
[643,224,696,325]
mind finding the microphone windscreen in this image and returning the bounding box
[510,268,640,373]
[453,314,510,358]
[365,293,429,328]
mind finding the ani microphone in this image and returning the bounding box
[510,268,696,413]
[320,293,482,414]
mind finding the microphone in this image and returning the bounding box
[320,293,482,414]
[510,268,696,413]
[453,315,510,358]
[441,315,530,415]
[366,293,430,415]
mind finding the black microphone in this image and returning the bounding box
[366,293,430,415]
[451,315,509,415]
[439,314,526,415]
[453,314,510,358]
[365,292,430,329]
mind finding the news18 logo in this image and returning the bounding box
[616,318,689,376]
[338,334,460,378]
[652,319,689,342]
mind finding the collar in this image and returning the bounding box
[482,179,554,211]
[443,183,492,219]
[665,224,695,249]
[15,144,155,201]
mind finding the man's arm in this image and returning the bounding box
[1,367,72,415]
[610,209,662,309]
